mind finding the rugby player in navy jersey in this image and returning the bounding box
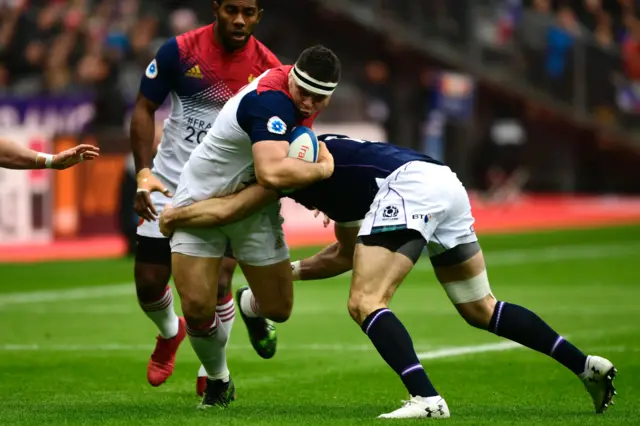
[129,0,281,391]
[159,134,617,418]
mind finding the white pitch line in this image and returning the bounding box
[417,341,521,359]
[0,276,245,306]
[0,241,637,306]
[0,341,520,360]
[2,329,631,355]
[0,340,528,392]
[0,283,134,306]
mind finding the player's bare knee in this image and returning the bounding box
[260,298,293,323]
[134,262,171,302]
[456,295,497,329]
[180,293,217,326]
[347,295,365,324]
[347,290,385,325]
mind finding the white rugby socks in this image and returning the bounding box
[139,285,180,339]
[240,288,260,318]
[187,298,236,382]
[197,298,236,382]
[187,313,231,381]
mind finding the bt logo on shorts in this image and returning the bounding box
[412,213,431,223]
[382,205,399,219]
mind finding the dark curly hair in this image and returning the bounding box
[296,45,341,85]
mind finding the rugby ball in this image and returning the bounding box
[288,126,318,163]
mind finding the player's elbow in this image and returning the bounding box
[255,169,285,190]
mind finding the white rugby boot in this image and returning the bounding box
[378,395,450,419]
[580,355,617,414]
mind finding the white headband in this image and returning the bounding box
[291,64,338,96]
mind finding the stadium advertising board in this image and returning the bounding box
[0,96,383,245]
[0,97,95,244]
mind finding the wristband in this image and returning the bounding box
[291,260,301,281]
[36,153,54,168]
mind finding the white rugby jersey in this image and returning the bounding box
[179,65,318,202]
[137,24,280,189]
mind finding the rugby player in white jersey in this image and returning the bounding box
[169,45,340,408]
[129,0,281,389]
[161,133,617,418]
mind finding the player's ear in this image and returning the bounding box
[212,0,220,17]
[256,7,263,24]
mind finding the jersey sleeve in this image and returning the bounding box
[236,91,297,144]
[139,38,180,105]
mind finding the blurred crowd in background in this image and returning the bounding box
[1,0,639,199]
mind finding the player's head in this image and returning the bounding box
[213,0,262,51]
[288,45,341,118]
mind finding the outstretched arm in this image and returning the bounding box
[292,222,360,280]
[159,184,279,236]
[0,138,99,170]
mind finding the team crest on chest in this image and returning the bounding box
[248,74,255,83]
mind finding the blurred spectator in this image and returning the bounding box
[522,0,555,87]
[545,6,582,101]
[621,14,640,82]
[594,11,615,49]
[170,9,198,36]
[0,62,9,94]
[362,60,395,141]
[579,0,603,31]
[412,68,449,159]
[474,101,530,203]
[77,53,127,130]
[587,11,619,118]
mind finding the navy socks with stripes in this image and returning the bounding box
[361,308,439,397]
[360,301,587,400]
[489,301,588,375]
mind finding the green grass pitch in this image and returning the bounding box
[0,225,639,425]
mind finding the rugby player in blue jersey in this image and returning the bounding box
[159,134,616,419]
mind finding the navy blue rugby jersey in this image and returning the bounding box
[287,134,443,223]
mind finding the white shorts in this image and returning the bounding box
[170,199,289,267]
[359,161,477,257]
[137,175,175,239]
